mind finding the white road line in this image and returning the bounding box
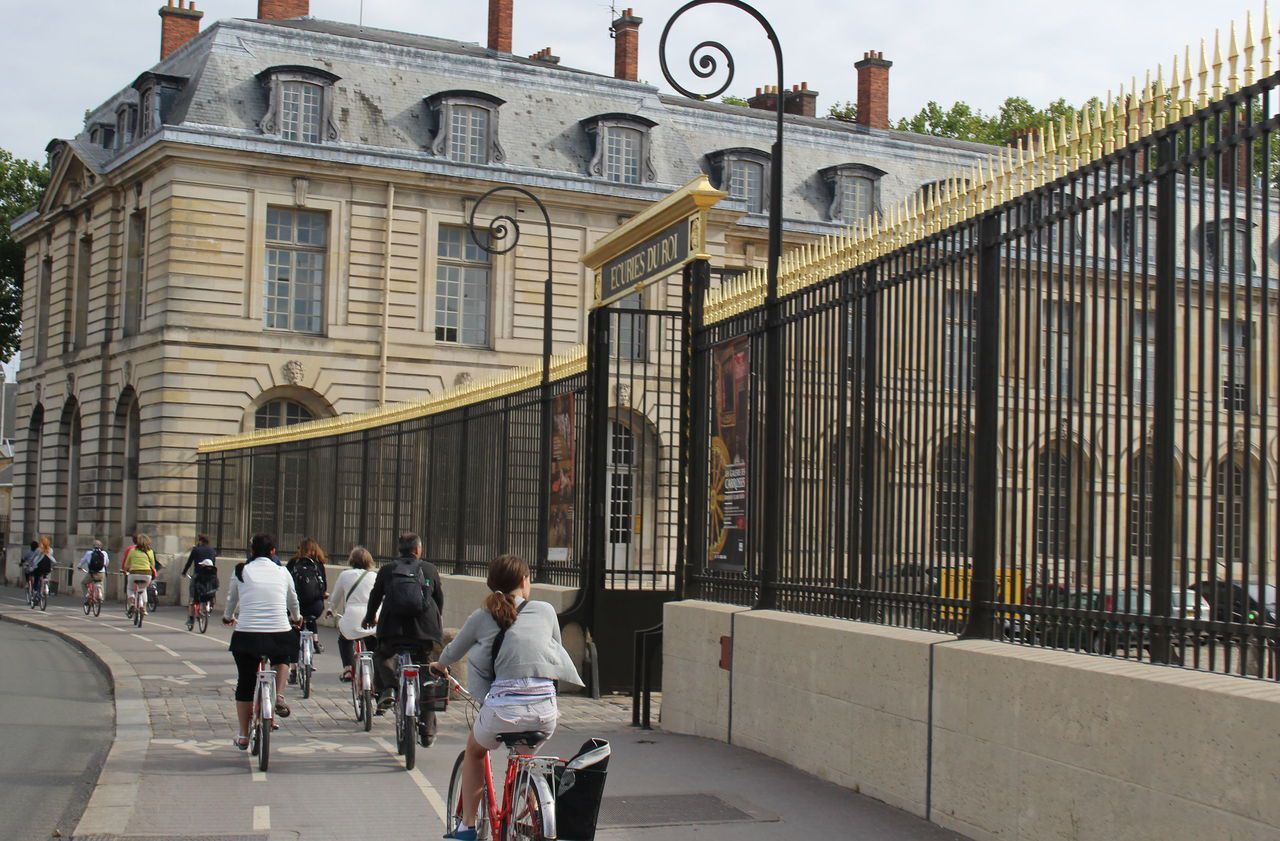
[135,635,152,642]
[156,644,181,658]
[183,660,207,675]
[372,736,447,822]
[253,805,270,830]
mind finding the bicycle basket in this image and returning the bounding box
[552,738,610,840]
[422,676,450,712]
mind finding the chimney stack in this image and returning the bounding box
[746,84,819,118]
[747,86,781,113]
[529,47,561,65]
[854,51,892,130]
[257,0,309,20]
[612,8,643,82]
[489,0,513,53]
[159,0,203,60]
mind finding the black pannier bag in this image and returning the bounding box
[553,738,610,840]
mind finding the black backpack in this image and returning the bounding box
[88,548,106,574]
[293,557,324,604]
[383,559,431,619]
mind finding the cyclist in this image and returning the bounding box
[431,554,583,841]
[20,540,39,596]
[286,539,329,654]
[78,540,110,602]
[182,534,219,631]
[326,546,377,683]
[29,537,55,605]
[222,533,302,750]
[122,534,158,616]
[361,532,444,737]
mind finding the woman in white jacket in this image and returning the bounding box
[326,546,378,682]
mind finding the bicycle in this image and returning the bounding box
[83,578,103,617]
[392,651,423,771]
[185,573,216,633]
[293,629,315,700]
[29,576,49,612]
[351,637,375,732]
[442,674,563,841]
[248,655,274,773]
[125,578,148,627]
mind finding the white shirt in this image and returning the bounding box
[328,567,378,640]
[223,557,300,632]
[78,549,110,571]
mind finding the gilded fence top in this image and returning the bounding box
[197,346,588,454]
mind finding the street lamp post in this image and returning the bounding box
[660,0,785,609]
[469,186,555,582]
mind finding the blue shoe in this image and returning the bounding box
[445,828,477,840]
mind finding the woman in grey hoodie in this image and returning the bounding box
[432,554,582,840]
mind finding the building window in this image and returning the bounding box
[708,149,771,215]
[257,66,340,144]
[74,235,91,350]
[822,164,885,225]
[1031,191,1082,254]
[1041,301,1077,399]
[1036,444,1072,559]
[1128,453,1153,559]
[934,438,970,555]
[122,212,146,338]
[1132,310,1155,404]
[426,91,506,165]
[130,73,187,139]
[264,207,327,334]
[1221,319,1250,412]
[115,104,136,150]
[944,291,975,391]
[611,292,646,361]
[35,257,52,363]
[139,88,155,136]
[435,227,490,346]
[1216,458,1245,563]
[1121,206,1159,263]
[583,114,657,185]
[607,421,638,572]
[255,400,315,430]
[1206,219,1255,273]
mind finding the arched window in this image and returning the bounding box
[607,422,636,570]
[255,400,315,430]
[611,292,646,361]
[1128,452,1154,559]
[22,405,44,539]
[1215,457,1259,563]
[114,392,141,542]
[1036,444,1072,559]
[933,438,970,555]
[59,401,82,543]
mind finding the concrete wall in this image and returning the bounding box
[663,600,1280,841]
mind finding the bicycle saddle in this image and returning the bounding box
[495,731,550,747]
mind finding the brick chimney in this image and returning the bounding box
[786,83,819,118]
[747,85,782,113]
[854,51,892,130]
[159,0,203,60]
[489,0,513,53]
[612,8,643,82]
[257,0,309,20]
[528,47,561,65]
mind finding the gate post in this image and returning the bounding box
[587,308,612,595]
[858,265,878,622]
[454,406,469,576]
[962,212,1002,640]
[680,259,711,600]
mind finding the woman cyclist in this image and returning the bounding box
[28,537,54,605]
[431,554,582,841]
[326,546,377,683]
[222,533,302,750]
[122,534,158,616]
[286,538,329,653]
[182,534,219,631]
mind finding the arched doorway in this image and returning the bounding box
[22,404,44,540]
[57,400,82,544]
[114,390,140,543]
[605,414,659,576]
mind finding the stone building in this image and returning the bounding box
[6,0,989,563]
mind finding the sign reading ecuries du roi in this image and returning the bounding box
[710,337,750,571]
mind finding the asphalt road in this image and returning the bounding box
[0,616,113,841]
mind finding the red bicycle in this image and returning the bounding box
[441,674,610,841]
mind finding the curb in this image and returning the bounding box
[0,607,149,839]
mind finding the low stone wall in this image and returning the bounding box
[663,600,1280,841]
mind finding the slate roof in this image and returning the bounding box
[64,15,994,227]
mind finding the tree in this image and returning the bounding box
[721,95,749,107]
[894,96,1081,146]
[0,149,49,364]
[827,100,857,123]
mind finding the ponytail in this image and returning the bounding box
[485,553,530,629]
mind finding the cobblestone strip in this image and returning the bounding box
[0,606,149,839]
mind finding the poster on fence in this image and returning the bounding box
[547,392,576,563]
[710,336,751,571]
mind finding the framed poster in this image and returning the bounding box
[709,336,750,571]
[547,393,576,563]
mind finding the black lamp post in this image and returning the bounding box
[468,186,555,581]
[660,0,785,608]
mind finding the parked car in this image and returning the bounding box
[1102,588,1213,659]
[1192,580,1278,625]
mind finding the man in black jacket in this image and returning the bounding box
[362,532,444,739]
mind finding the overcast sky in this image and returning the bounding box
[0,0,1259,162]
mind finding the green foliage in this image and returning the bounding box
[0,149,49,363]
[721,95,749,107]
[894,96,1084,145]
[827,100,857,122]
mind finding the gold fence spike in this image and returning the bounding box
[1199,38,1211,107]
[1245,10,1257,86]
[1228,19,1241,93]
[1213,28,1224,101]
[1102,90,1116,155]
[1169,55,1182,122]
[1127,78,1140,143]
[1182,44,1195,114]
[1263,1,1274,79]
[1141,71,1154,135]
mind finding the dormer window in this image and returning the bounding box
[257,66,340,144]
[139,89,155,135]
[115,103,137,150]
[425,91,505,165]
[1206,218,1256,273]
[1119,205,1159,263]
[582,114,657,185]
[822,163,885,225]
[131,72,188,139]
[88,123,116,150]
[707,148,771,214]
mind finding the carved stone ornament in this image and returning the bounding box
[1057,418,1071,442]
[1233,429,1246,452]
[454,372,474,388]
[65,371,77,399]
[616,384,632,407]
[121,361,134,389]
[283,359,304,386]
[34,381,42,404]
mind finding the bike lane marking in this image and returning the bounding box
[253,805,271,830]
[184,659,207,675]
[372,735,448,822]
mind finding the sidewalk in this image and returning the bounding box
[1,588,970,841]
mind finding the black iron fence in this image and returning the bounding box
[689,72,1280,679]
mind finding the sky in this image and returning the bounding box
[0,0,1260,163]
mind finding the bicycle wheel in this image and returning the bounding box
[196,607,208,634]
[300,664,313,700]
[134,603,143,627]
[361,688,374,732]
[445,751,467,837]
[402,713,416,771]
[39,591,48,612]
[84,598,92,616]
[148,590,158,613]
[92,598,101,617]
[257,711,270,773]
[504,768,550,841]
[394,701,405,755]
